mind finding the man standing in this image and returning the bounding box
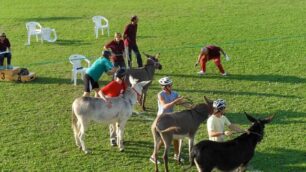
[0,33,12,69]
[207,99,248,142]
[123,15,143,68]
[195,45,230,76]
[83,50,117,97]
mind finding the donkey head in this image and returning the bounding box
[143,52,162,70]
[129,75,151,101]
[245,112,274,142]
[191,96,214,117]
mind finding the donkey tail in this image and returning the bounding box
[159,126,180,133]
[71,106,79,135]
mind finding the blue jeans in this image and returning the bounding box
[0,52,11,66]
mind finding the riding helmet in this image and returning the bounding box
[213,99,226,111]
[159,77,172,86]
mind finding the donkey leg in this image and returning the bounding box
[141,92,146,111]
[79,119,90,154]
[74,121,82,149]
[117,120,127,152]
[176,139,183,164]
[188,137,195,163]
[161,134,172,172]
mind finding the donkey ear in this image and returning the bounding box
[261,115,274,124]
[204,96,213,104]
[139,80,151,87]
[155,53,160,59]
[143,52,151,58]
[245,112,257,122]
[129,75,138,85]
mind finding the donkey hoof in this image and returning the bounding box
[84,149,91,154]
[119,148,125,152]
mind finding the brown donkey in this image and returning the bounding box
[151,96,214,172]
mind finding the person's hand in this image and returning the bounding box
[194,62,198,67]
[175,96,184,105]
[225,55,230,61]
[224,131,232,136]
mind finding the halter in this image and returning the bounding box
[132,87,142,97]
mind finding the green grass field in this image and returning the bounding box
[1,0,305,171]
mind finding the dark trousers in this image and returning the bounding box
[0,52,11,66]
[126,45,143,68]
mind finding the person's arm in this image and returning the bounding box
[123,25,129,40]
[98,89,108,102]
[219,47,230,61]
[228,124,247,133]
[158,94,184,110]
[195,51,205,66]
[106,67,118,75]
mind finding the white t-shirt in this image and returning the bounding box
[207,115,231,142]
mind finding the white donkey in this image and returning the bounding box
[72,76,150,153]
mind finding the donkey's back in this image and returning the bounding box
[72,96,129,123]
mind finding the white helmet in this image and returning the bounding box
[159,77,172,86]
[213,99,226,111]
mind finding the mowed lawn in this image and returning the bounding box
[0,0,305,171]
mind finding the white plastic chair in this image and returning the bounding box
[26,21,42,45]
[41,28,57,43]
[92,16,110,39]
[68,54,91,85]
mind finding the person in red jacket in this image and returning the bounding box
[195,45,230,76]
[0,33,12,69]
[98,68,127,146]
[104,32,126,68]
[123,15,143,68]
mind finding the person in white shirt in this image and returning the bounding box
[207,99,248,142]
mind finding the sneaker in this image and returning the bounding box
[197,71,205,75]
[110,139,117,147]
[173,154,185,162]
[222,72,227,76]
[150,156,160,164]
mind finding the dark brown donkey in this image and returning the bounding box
[126,52,162,111]
[190,112,274,172]
[151,96,214,172]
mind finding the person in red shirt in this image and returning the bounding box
[123,15,143,68]
[104,32,126,68]
[98,68,127,146]
[195,45,230,76]
[0,33,12,69]
[98,68,127,104]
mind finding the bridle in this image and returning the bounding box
[132,87,142,97]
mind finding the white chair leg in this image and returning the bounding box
[74,72,77,85]
[27,34,31,45]
[95,28,98,39]
[107,28,110,37]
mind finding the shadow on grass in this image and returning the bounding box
[30,76,72,84]
[252,148,306,172]
[22,16,85,22]
[55,39,92,46]
[155,73,306,84]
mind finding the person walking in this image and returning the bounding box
[104,32,126,68]
[0,33,12,69]
[150,76,186,164]
[195,45,230,76]
[123,15,143,68]
[207,99,249,142]
[83,50,117,97]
